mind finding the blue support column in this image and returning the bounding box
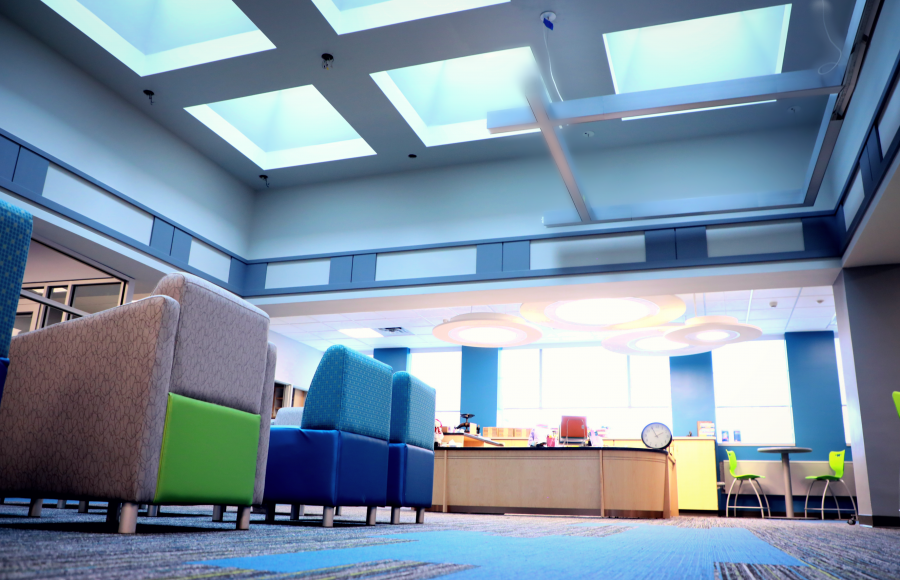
[784,332,849,461]
[460,347,499,428]
[373,348,409,373]
[670,352,716,438]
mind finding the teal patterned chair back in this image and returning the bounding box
[0,200,32,359]
[389,372,436,450]
[301,345,393,440]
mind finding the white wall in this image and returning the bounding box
[248,125,819,259]
[0,14,255,256]
[268,330,324,391]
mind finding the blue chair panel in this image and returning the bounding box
[0,200,32,360]
[389,372,436,450]
[264,427,388,507]
[301,345,392,441]
[387,443,434,508]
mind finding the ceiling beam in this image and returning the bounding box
[526,93,592,222]
[488,69,843,134]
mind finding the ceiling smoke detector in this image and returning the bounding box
[377,327,412,336]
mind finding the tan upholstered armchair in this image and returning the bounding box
[0,273,276,533]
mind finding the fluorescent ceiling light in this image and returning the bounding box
[432,313,542,347]
[604,5,791,94]
[340,328,384,339]
[633,337,689,352]
[553,298,655,326]
[519,296,684,332]
[41,0,275,76]
[312,0,509,35]
[372,47,541,147]
[185,85,375,169]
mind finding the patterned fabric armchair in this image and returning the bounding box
[0,273,276,533]
[263,345,392,527]
[387,372,436,524]
[0,200,32,403]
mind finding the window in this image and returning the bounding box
[712,339,794,446]
[497,347,673,439]
[410,350,462,427]
[835,337,851,446]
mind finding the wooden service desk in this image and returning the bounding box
[441,433,505,448]
[430,447,678,519]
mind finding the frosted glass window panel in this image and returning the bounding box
[496,408,564,429]
[410,351,461,414]
[71,283,121,314]
[436,411,461,429]
[834,338,847,405]
[712,340,792,407]
[629,356,672,407]
[715,406,795,446]
[541,347,629,408]
[498,349,540,409]
[841,405,851,446]
[497,406,671,439]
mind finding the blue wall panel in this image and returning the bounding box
[0,137,18,182]
[228,258,247,292]
[245,263,267,294]
[785,332,849,460]
[675,226,708,260]
[329,256,353,284]
[502,241,530,271]
[374,348,410,373]
[170,229,192,263]
[476,243,502,274]
[646,229,677,262]
[12,149,49,194]
[670,352,716,438]
[460,346,499,428]
[352,254,376,283]
[149,218,175,255]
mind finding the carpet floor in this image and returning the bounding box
[0,501,898,579]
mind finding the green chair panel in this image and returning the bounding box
[893,392,900,419]
[154,393,260,505]
[806,475,841,481]
[735,474,764,480]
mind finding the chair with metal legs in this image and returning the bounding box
[804,450,857,522]
[725,450,770,518]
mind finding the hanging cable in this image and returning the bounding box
[818,0,843,75]
[542,13,564,101]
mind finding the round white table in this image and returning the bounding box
[758,447,812,518]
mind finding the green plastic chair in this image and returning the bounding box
[893,392,900,419]
[725,450,770,518]
[804,450,857,521]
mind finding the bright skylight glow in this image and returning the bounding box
[340,328,383,339]
[312,0,509,35]
[456,327,520,345]
[552,298,655,327]
[41,0,275,76]
[603,5,792,94]
[185,85,375,169]
[633,337,689,352]
[371,47,541,147]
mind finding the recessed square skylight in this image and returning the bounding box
[604,4,792,94]
[41,0,275,76]
[312,0,508,35]
[185,86,375,169]
[371,47,541,147]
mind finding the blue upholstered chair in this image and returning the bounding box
[0,200,32,404]
[387,372,436,524]
[263,345,393,527]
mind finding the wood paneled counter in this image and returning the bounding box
[430,447,678,519]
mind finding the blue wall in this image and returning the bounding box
[460,346,499,428]
[373,348,410,373]
[785,332,850,460]
[670,352,716,438]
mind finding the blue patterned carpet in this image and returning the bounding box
[0,501,898,579]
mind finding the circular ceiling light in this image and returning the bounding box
[433,313,542,348]
[665,316,762,347]
[602,328,718,357]
[519,295,685,332]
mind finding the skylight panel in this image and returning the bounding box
[604,5,792,94]
[185,86,375,169]
[41,0,275,76]
[312,0,509,35]
[371,47,541,147]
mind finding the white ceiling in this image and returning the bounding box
[271,285,837,352]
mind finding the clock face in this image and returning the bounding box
[641,422,673,450]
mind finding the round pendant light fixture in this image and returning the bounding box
[432,313,542,348]
[602,328,717,357]
[519,295,685,332]
[664,316,762,347]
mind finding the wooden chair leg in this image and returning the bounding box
[118,502,138,534]
[236,506,251,530]
[290,504,304,520]
[106,501,121,524]
[212,505,225,522]
[416,507,425,524]
[366,506,377,525]
[322,506,334,528]
[28,498,43,518]
[264,503,276,524]
[78,501,89,514]
[390,507,400,524]
[334,506,342,516]
[147,505,159,517]
[56,500,66,509]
